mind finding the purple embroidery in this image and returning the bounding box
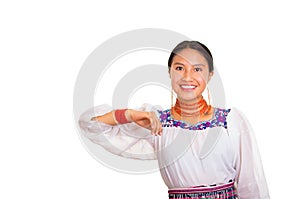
[218,116,225,122]
[160,113,168,121]
[157,108,231,130]
[205,122,211,127]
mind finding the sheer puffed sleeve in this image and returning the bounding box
[78,104,160,160]
[227,108,270,199]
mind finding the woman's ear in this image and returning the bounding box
[208,71,214,82]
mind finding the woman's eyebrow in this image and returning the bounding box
[173,62,184,65]
[193,63,206,67]
[173,62,206,67]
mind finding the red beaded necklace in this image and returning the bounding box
[172,97,212,117]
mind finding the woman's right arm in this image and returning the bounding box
[91,109,162,136]
[91,111,117,125]
[78,104,162,160]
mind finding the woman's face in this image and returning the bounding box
[169,48,214,103]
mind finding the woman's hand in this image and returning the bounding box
[126,110,162,136]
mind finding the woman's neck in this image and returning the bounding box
[171,97,214,124]
[172,97,212,118]
[176,96,203,105]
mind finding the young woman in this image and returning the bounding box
[79,41,270,198]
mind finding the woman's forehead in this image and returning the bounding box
[173,48,208,66]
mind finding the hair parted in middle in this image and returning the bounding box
[168,41,214,73]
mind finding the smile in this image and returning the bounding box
[180,85,197,89]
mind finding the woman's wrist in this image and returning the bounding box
[125,109,133,122]
[112,110,119,124]
[114,109,131,124]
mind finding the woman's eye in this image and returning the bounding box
[195,67,202,72]
[175,66,184,71]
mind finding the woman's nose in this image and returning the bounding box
[182,70,193,81]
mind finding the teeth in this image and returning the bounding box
[181,85,196,89]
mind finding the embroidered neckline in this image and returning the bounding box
[158,108,231,130]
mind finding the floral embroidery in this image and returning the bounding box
[157,108,231,130]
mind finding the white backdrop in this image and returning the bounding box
[1,1,299,198]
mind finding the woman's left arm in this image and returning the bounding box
[229,108,270,199]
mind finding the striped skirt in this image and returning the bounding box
[168,182,238,199]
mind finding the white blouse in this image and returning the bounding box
[78,104,270,199]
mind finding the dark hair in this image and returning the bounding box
[168,41,214,72]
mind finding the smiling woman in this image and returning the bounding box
[78,41,270,199]
[169,46,214,124]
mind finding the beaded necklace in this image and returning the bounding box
[172,97,212,117]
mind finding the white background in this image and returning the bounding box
[1,0,299,198]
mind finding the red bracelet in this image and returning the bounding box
[114,109,130,124]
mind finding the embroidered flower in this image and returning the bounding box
[217,116,225,123]
[160,113,168,121]
[180,122,186,128]
[205,122,211,127]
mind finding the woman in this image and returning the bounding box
[79,41,270,198]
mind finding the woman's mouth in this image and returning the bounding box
[180,85,197,90]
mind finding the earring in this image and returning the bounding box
[171,88,174,109]
[207,86,211,106]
